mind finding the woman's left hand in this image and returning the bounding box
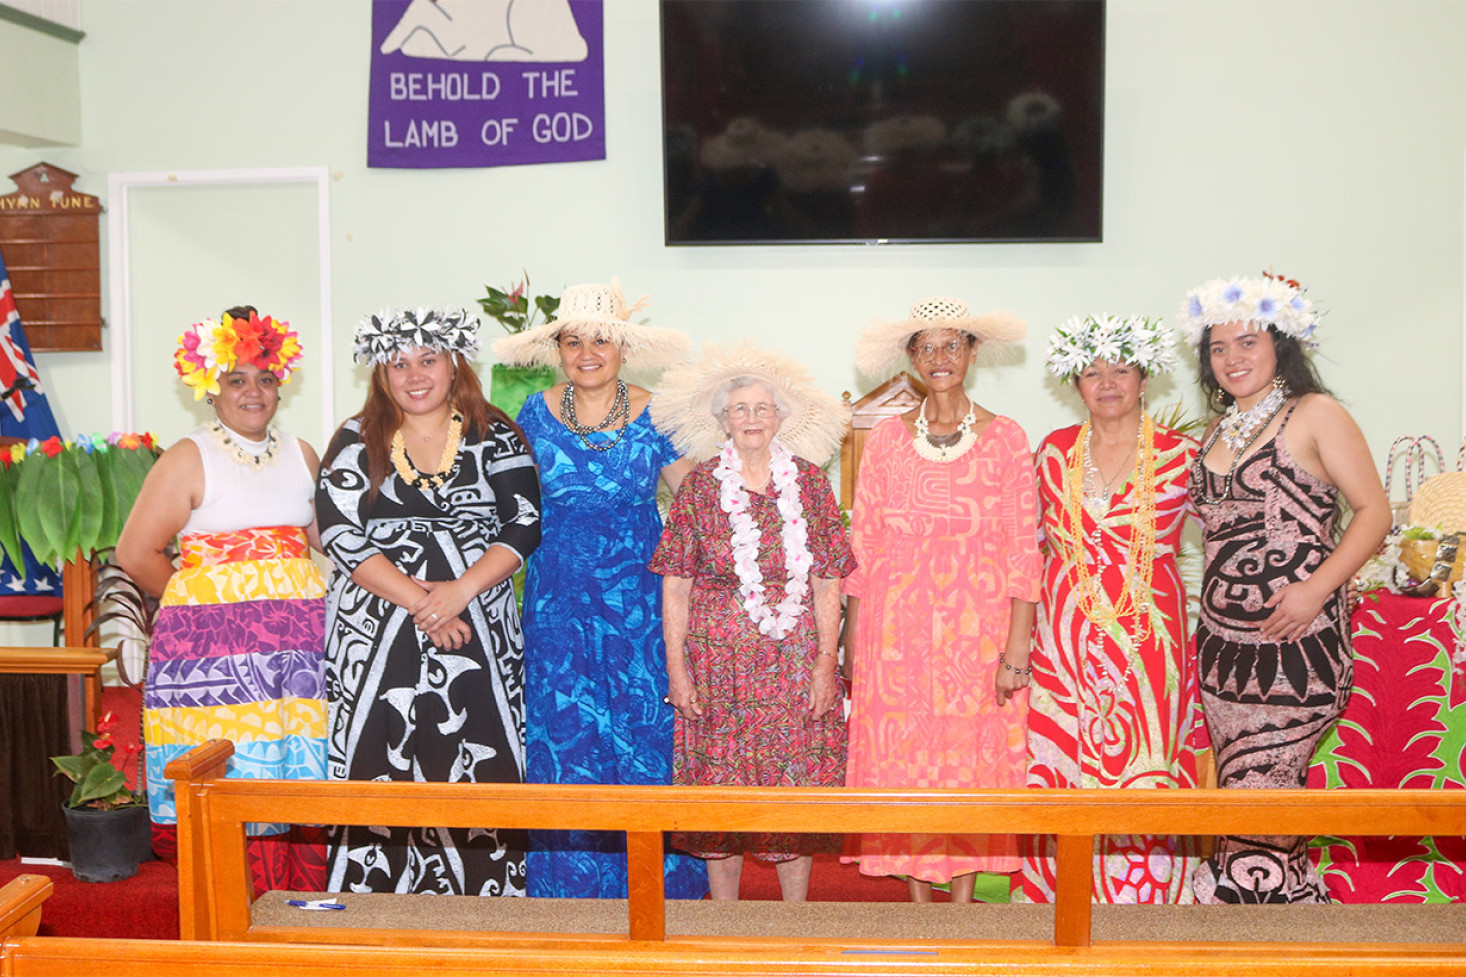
[412,578,474,631]
[994,654,1030,707]
[1260,579,1328,643]
[808,658,840,718]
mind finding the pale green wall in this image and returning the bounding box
[0,16,80,145]
[1,0,1463,494]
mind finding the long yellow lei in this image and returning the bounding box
[1060,413,1158,642]
[390,410,464,490]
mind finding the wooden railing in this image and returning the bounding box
[0,645,117,729]
[167,740,1466,951]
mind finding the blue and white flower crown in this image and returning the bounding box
[1177,272,1319,348]
[1045,314,1176,381]
[352,307,481,366]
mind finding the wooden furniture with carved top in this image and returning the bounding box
[839,372,925,510]
[0,162,103,352]
[155,739,1466,975]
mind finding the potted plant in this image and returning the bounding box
[479,273,559,422]
[51,710,151,882]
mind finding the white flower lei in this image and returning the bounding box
[715,439,813,639]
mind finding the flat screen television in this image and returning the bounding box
[660,0,1105,246]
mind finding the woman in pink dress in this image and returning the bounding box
[1021,314,1206,904]
[650,342,855,901]
[845,298,1040,902]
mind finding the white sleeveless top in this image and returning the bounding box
[180,424,315,536]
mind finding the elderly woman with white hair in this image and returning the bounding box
[844,298,1040,903]
[650,343,855,901]
[493,280,705,901]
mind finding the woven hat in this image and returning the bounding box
[651,341,849,465]
[491,279,689,370]
[855,297,1026,378]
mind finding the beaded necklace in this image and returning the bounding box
[1219,379,1287,452]
[1194,394,1289,506]
[561,379,630,452]
[390,410,463,491]
[911,397,978,464]
[1061,413,1158,642]
[208,420,279,468]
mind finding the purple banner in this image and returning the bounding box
[368,0,604,169]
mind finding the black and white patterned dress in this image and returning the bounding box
[316,417,541,895]
[1188,402,1350,904]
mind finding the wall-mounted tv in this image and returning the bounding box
[660,0,1105,246]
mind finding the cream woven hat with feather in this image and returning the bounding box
[651,341,850,465]
[492,278,689,370]
[855,297,1026,378]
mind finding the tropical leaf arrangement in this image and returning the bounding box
[85,547,161,688]
[50,710,145,810]
[0,433,160,570]
[478,272,560,334]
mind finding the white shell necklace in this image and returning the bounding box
[209,419,279,468]
[713,439,812,639]
[912,397,978,463]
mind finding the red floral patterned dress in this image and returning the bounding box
[650,456,856,862]
[1021,422,1207,904]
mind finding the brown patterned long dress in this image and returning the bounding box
[1188,402,1350,903]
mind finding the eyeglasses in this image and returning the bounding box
[912,339,966,361]
[723,403,779,420]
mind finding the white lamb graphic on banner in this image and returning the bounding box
[381,0,588,63]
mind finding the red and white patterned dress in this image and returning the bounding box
[650,456,855,862]
[1021,423,1206,904]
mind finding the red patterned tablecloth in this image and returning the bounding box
[1308,592,1466,902]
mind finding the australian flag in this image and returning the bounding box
[0,244,62,596]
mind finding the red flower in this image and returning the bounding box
[39,437,63,458]
[96,711,117,734]
[140,432,156,451]
[92,733,114,750]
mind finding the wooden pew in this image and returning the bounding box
[5,874,1466,977]
[0,645,118,731]
[164,739,1466,968]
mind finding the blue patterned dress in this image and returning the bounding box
[518,392,708,899]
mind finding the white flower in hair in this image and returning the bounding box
[1177,271,1319,347]
[353,306,482,365]
[1045,313,1175,380]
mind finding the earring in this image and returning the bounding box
[206,397,215,405]
[1272,376,1288,395]
[1211,387,1226,410]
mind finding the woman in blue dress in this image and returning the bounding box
[494,280,707,899]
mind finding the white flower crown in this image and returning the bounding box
[353,307,481,365]
[1045,314,1176,380]
[1177,273,1319,347]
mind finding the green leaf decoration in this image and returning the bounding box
[16,452,63,567]
[70,447,105,559]
[0,462,23,571]
[91,449,121,552]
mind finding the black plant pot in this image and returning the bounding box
[62,804,152,883]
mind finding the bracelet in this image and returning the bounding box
[999,652,1032,676]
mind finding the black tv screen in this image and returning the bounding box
[660,0,1105,246]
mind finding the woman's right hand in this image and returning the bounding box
[666,663,703,719]
[424,616,472,650]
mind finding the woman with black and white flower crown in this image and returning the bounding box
[493,280,706,901]
[316,307,542,896]
[1021,314,1206,905]
[119,305,326,892]
[649,342,855,901]
[844,298,1040,903]
[1181,273,1387,904]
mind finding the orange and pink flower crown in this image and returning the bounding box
[174,311,304,401]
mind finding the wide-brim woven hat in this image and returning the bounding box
[492,278,689,370]
[855,296,1026,378]
[651,341,850,465]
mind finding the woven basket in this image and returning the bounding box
[1409,472,1466,533]
[1400,537,1466,585]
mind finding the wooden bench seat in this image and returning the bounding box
[153,738,1466,976]
[7,874,1466,977]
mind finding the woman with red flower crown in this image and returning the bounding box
[117,305,327,895]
